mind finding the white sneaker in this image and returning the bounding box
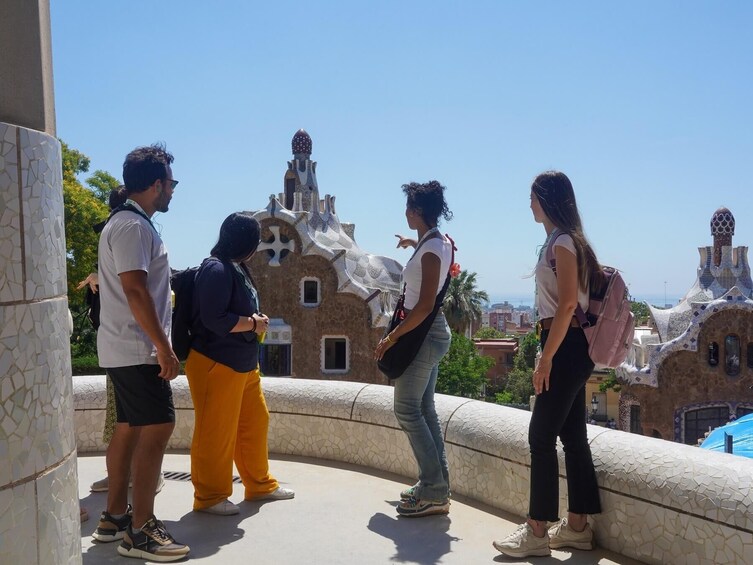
[248,487,295,501]
[90,476,109,492]
[196,499,240,516]
[89,473,164,494]
[548,517,594,550]
[493,523,551,558]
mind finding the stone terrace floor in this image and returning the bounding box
[78,452,644,565]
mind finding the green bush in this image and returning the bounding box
[71,354,105,375]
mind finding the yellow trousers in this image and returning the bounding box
[185,349,279,510]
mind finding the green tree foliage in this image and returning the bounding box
[495,331,539,405]
[442,270,489,334]
[437,332,493,398]
[630,301,651,325]
[61,141,118,356]
[516,331,539,370]
[598,369,622,393]
[473,327,505,339]
[62,141,111,305]
[497,366,534,405]
[62,142,90,184]
[86,169,120,202]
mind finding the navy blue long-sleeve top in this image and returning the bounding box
[190,257,260,373]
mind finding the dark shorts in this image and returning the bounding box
[107,364,175,426]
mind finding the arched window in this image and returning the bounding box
[684,406,728,445]
[724,335,740,376]
[747,343,753,369]
[708,341,719,366]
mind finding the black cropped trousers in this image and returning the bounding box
[528,327,602,522]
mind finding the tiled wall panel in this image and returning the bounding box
[0,123,23,303]
[0,481,37,564]
[0,122,76,565]
[36,456,81,565]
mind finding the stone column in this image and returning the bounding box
[0,1,81,564]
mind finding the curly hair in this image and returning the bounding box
[402,180,453,227]
[122,143,174,194]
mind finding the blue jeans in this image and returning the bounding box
[393,312,452,501]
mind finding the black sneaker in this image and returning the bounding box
[117,516,190,562]
[92,504,132,542]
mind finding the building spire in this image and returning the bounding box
[710,207,734,266]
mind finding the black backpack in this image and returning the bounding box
[84,287,102,329]
[170,266,201,362]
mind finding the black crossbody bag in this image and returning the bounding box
[377,234,454,380]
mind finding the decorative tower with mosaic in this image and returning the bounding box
[247,130,403,383]
[617,207,753,444]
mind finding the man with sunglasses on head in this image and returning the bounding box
[92,143,189,562]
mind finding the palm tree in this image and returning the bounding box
[442,270,489,335]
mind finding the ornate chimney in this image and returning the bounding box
[710,207,734,267]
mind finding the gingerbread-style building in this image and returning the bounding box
[246,130,402,383]
[618,208,753,443]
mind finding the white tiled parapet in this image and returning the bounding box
[0,121,80,565]
[74,375,753,564]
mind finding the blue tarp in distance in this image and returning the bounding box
[700,412,753,458]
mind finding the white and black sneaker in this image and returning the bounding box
[117,515,189,562]
[92,504,132,542]
[396,496,450,518]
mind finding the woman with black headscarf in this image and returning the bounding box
[186,212,294,516]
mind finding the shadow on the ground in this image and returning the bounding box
[367,503,459,565]
[79,489,260,563]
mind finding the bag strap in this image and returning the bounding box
[106,202,157,233]
[544,229,589,327]
[401,230,456,296]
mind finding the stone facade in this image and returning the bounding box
[250,221,389,383]
[623,306,753,442]
[246,130,403,384]
[619,208,753,444]
[473,339,517,389]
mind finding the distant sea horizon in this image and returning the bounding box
[488,293,684,309]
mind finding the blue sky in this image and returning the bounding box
[51,1,753,306]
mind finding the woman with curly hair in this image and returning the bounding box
[375,180,454,518]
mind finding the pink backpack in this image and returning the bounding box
[546,233,634,369]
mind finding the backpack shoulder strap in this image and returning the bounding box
[545,229,567,270]
[106,202,156,232]
[544,230,589,327]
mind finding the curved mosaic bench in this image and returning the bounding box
[73,376,753,564]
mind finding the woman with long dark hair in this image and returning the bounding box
[374,180,454,518]
[186,212,294,516]
[494,171,601,557]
